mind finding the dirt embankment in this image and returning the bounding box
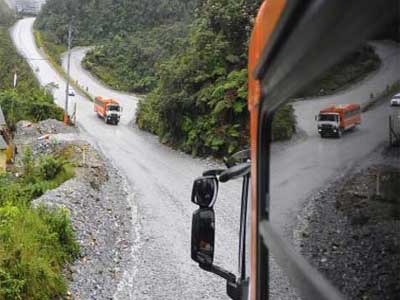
[13,119,137,300]
[297,147,400,300]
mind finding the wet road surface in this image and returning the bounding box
[11,17,400,299]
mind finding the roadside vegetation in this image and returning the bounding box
[0,147,79,300]
[0,2,78,299]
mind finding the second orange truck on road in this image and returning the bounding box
[94,96,122,125]
[317,104,362,138]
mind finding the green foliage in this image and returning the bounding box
[136,0,295,157]
[0,204,79,300]
[0,91,63,128]
[39,155,64,180]
[0,10,79,297]
[0,26,40,93]
[83,24,189,93]
[272,105,297,141]
[0,149,78,299]
[34,30,66,65]
[0,149,75,207]
[35,0,200,45]
[22,146,34,181]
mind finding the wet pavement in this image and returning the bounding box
[11,17,400,299]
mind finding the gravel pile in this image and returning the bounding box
[296,148,400,300]
[13,119,79,158]
[14,119,137,300]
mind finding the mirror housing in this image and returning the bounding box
[191,208,215,266]
[191,176,218,208]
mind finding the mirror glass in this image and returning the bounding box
[191,208,215,266]
[264,40,400,299]
[191,177,218,207]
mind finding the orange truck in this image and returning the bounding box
[94,96,122,125]
[317,104,361,138]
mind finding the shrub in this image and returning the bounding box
[0,204,79,300]
[0,91,63,129]
[272,105,297,141]
[39,155,64,181]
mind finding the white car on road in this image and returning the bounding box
[390,93,400,106]
[68,87,76,96]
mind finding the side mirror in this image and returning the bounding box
[315,115,318,121]
[191,208,215,267]
[191,176,218,208]
[120,106,123,112]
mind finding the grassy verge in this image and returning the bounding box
[33,30,94,101]
[0,147,79,300]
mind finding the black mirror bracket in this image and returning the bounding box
[199,263,235,282]
[199,263,247,300]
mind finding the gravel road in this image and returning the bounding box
[11,17,400,299]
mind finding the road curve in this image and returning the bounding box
[11,17,400,300]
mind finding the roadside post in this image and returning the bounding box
[64,20,73,124]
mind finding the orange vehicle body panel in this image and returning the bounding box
[320,104,362,129]
[94,96,120,118]
[247,1,286,299]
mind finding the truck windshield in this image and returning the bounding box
[108,106,120,112]
[319,114,337,122]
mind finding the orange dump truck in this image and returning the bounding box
[94,96,122,125]
[317,104,361,137]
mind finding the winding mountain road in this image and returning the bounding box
[11,17,400,299]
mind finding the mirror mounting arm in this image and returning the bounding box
[199,263,236,282]
[199,264,245,300]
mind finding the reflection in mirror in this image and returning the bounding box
[191,177,218,208]
[267,42,400,299]
[191,208,215,267]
